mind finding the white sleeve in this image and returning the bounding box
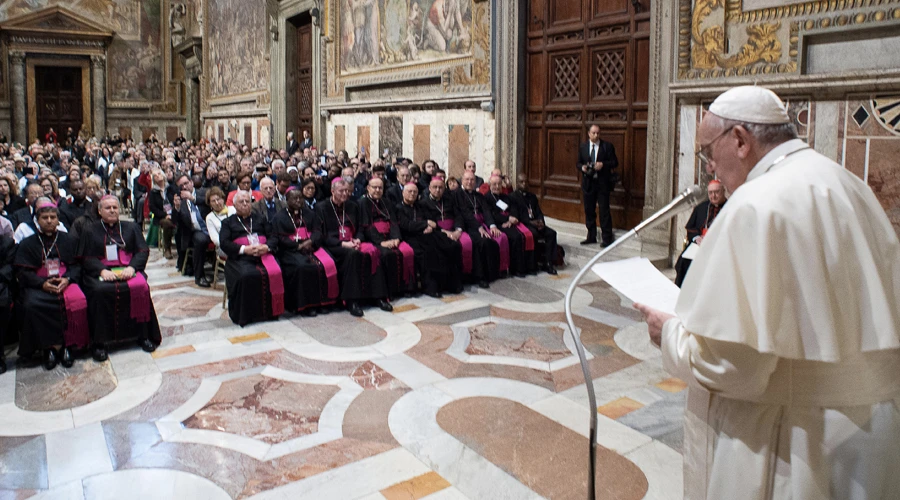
[206,213,220,247]
[660,318,779,399]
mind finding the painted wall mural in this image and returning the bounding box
[206,0,270,100]
[0,0,163,102]
[339,0,473,75]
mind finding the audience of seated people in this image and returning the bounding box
[0,132,560,372]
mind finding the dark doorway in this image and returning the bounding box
[524,0,651,227]
[35,66,83,144]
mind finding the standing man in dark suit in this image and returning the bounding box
[299,130,313,150]
[577,124,618,246]
[286,132,300,157]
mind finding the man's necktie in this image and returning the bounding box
[191,202,208,235]
[590,145,596,164]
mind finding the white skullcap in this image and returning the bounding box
[709,86,790,124]
[287,166,298,173]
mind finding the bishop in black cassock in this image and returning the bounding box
[359,178,416,298]
[453,173,502,286]
[484,177,535,277]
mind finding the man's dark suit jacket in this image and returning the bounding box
[576,140,618,193]
[286,139,299,157]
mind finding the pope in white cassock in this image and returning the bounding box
[635,86,900,500]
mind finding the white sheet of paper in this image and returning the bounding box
[496,200,508,211]
[592,257,680,315]
[681,242,700,260]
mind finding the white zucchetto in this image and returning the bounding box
[709,86,791,124]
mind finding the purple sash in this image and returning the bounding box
[296,227,339,300]
[438,219,472,274]
[100,250,152,323]
[234,236,285,317]
[37,264,89,348]
[516,223,535,251]
[476,214,509,272]
[374,221,415,285]
[360,242,379,275]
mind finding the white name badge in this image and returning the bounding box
[45,259,60,277]
[495,200,508,211]
[105,244,118,261]
[163,203,172,215]
[247,233,260,246]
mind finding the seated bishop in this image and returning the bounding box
[15,198,88,370]
[484,175,536,277]
[272,188,339,316]
[77,195,161,361]
[674,179,727,287]
[219,190,285,326]
[509,173,558,275]
[360,177,416,299]
[396,182,462,297]
[453,172,503,286]
[315,179,392,317]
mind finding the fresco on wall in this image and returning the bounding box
[339,0,473,75]
[207,0,270,99]
[0,0,163,102]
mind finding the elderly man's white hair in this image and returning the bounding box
[332,179,351,189]
[272,159,285,169]
[233,190,252,203]
[402,183,418,192]
[259,176,275,187]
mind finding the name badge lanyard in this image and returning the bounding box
[371,199,390,222]
[41,231,60,274]
[103,221,126,248]
[467,192,478,216]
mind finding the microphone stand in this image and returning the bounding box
[563,186,705,500]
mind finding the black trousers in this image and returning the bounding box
[192,231,212,279]
[583,188,613,243]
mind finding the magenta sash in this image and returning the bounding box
[374,221,415,284]
[360,242,380,275]
[437,219,473,274]
[234,236,285,317]
[476,214,509,272]
[37,264,89,348]
[516,223,535,251]
[100,250,152,323]
[296,227,339,300]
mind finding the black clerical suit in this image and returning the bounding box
[577,139,618,244]
[674,199,726,287]
[58,198,90,228]
[452,188,501,283]
[397,198,462,296]
[509,188,558,271]
[484,190,533,276]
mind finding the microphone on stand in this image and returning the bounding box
[563,185,707,500]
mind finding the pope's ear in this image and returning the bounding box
[732,125,753,159]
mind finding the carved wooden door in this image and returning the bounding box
[297,23,313,140]
[35,66,83,144]
[525,0,651,227]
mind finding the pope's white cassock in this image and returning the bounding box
[663,137,900,499]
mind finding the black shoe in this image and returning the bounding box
[138,338,157,353]
[580,238,597,245]
[377,299,393,312]
[348,302,364,317]
[92,345,108,362]
[195,276,211,288]
[424,290,443,299]
[300,308,317,317]
[0,357,6,375]
[600,240,613,248]
[547,266,558,276]
[43,349,58,370]
[478,280,490,289]
[516,271,528,278]
[60,347,75,368]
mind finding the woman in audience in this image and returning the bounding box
[225,171,262,206]
[15,198,87,370]
[0,175,24,214]
[301,178,318,211]
[148,169,175,259]
[77,196,161,361]
[205,187,231,258]
[39,176,62,204]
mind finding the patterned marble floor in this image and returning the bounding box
[0,243,686,500]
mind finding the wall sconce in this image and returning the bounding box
[269,23,279,41]
[480,101,495,113]
[321,109,331,120]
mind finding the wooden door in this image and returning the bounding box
[35,66,83,144]
[296,22,313,139]
[525,0,650,228]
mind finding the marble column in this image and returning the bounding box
[185,76,200,141]
[10,51,27,145]
[91,55,107,139]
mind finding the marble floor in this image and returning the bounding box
[0,238,686,500]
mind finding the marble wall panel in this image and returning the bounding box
[866,139,900,235]
[357,126,371,158]
[379,116,403,159]
[843,139,867,181]
[447,125,470,179]
[334,125,346,153]
[118,127,132,140]
[413,125,430,167]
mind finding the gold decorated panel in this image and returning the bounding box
[677,0,900,80]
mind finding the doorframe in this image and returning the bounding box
[26,57,91,143]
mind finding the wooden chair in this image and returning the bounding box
[182,242,217,276]
[212,251,227,308]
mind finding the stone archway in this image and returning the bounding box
[0,6,112,144]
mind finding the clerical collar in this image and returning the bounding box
[745,139,810,185]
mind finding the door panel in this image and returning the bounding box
[525,0,650,227]
[35,66,83,143]
[296,22,313,137]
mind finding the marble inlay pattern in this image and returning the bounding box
[16,360,117,412]
[0,244,688,499]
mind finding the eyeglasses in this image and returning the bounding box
[696,126,734,165]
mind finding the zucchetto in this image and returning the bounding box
[709,86,791,124]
